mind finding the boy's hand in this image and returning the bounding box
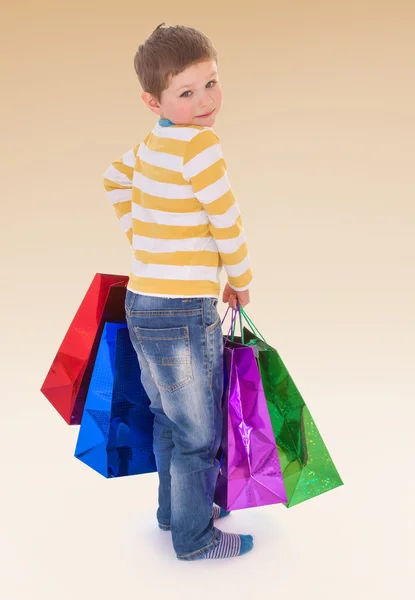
[222,283,250,310]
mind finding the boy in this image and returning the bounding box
[103,23,253,561]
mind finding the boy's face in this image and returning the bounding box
[142,60,222,127]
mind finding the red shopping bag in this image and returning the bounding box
[40,273,128,424]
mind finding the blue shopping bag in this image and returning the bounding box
[74,322,157,478]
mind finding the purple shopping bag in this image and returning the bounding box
[214,310,288,510]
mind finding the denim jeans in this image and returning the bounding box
[125,290,224,560]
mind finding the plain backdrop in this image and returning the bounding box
[1,1,414,599]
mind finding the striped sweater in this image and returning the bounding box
[103,119,253,298]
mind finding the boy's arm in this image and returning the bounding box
[103,145,138,245]
[183,130,253,291]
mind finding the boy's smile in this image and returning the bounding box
[196,108,215,119]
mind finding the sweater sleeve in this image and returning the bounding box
[182,129,253,291]
[103,145,139,246]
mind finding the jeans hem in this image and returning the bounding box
[176,528,222,561]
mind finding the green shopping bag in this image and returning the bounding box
[229,307,343,508]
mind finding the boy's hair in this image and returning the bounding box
[134,23,218,102]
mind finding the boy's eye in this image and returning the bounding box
[180,80,217,98]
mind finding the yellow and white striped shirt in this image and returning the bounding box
[103,121,253,298]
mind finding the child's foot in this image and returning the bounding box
[180,532,254,560]
[213,504,231,520]
[158,504,230,531]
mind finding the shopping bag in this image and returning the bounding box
[214,310,288,511]
[41,273,128,424]
[238,307,344,508]
[74,322,156,478]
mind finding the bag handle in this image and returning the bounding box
[239,307,267,343]
[222,304,244,344]
[222,305,267,344]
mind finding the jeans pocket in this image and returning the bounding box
[133,325,193,393]
[205,316,223,390]
[205,316,221,334]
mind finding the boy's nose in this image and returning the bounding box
[199,94,214,109]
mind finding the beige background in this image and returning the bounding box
[1,1,414,598]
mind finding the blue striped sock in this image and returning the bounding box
[202,532,254,559]
[213,505,231,520]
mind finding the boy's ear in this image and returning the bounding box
[141,92,163,116]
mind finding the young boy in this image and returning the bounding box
[103,23,253,561]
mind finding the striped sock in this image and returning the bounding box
[213,505,230,520]
[202,533,254,560]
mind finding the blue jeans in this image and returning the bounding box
[125,290,224,560]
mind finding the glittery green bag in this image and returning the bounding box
[235,308,344,508]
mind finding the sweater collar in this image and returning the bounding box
[158,118,175,127]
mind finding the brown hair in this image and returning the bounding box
[134,23,218,102]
